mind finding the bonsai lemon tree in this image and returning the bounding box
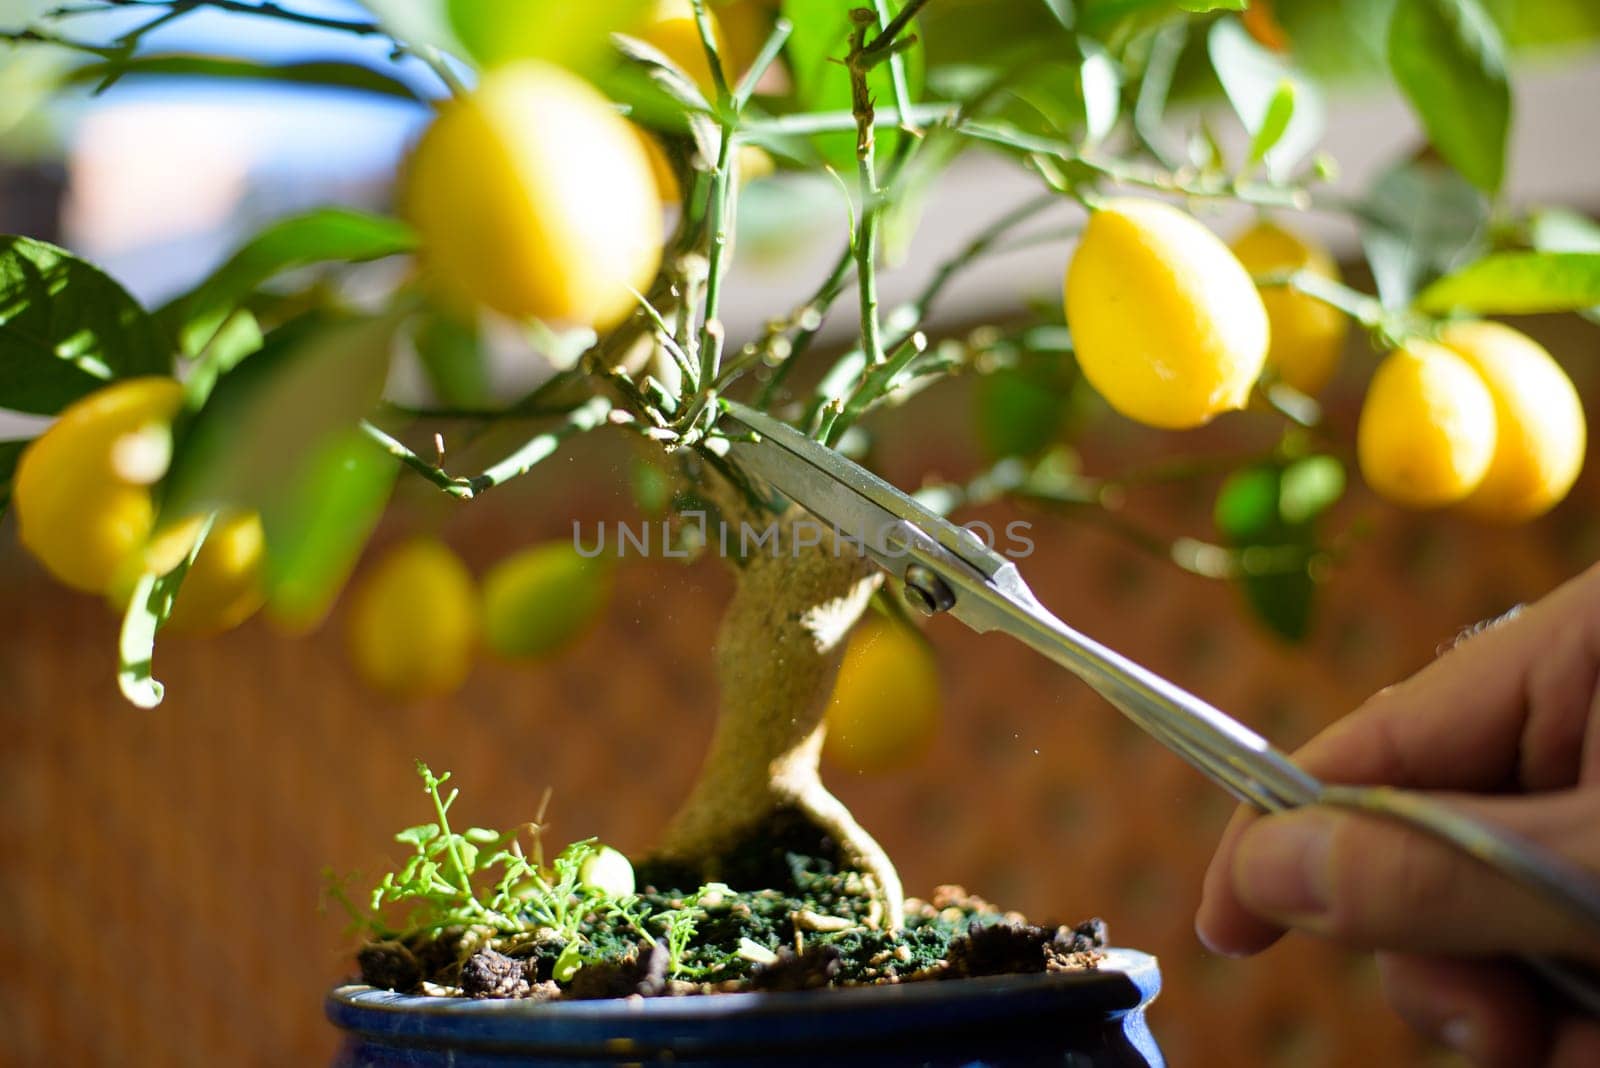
[2,0,1598,997]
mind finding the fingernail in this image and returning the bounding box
[1232,811,1335,918]
[1440,1018,1479,1057]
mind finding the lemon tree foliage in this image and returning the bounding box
[0,237,170,413]
[0,0,1597,697]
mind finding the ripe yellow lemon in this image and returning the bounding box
[636,0,730,94]
[481,543,611,660]
[714,0,776,77]
[736,144,775,184]
[13,377,184,593]
[110,511,267,634]
[165,513,267,634]
[1230,221,1349,395]
[823,615,941,774]
[1358,342,1497,508]
[346,539,478,699]
[404,62,663,330]
[1437,321,1586,522]
[1065,198,1269,429]
[634,125,681,206]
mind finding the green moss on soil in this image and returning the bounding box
[356,843,1108,1000]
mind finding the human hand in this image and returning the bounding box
[1197,563,1600,1067]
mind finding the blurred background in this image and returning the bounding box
[1,1,1599,1065]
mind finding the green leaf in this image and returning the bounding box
[552,941,585,983]
[158,209,416,358]
[1387,0,1510,194]
[396,823,441,849]
[183,310,264,409]
[1213,462,1329,642]
[1247,79,1296,166]
[975,353,1076,461]
[629,456,673,517]
[65,55,424,101]
[1078,36,1121,145]
[1360,159,1487,309]
[411,311,491,408]
[0,438,28,517]
[1527,209,1600,254]
[118,513,214,708]
[1278,455,1345,525]
[1043,0,1075,29]
[1214,465,1279,542]
[1416,251,1600,314]
[1177,0,1246,10]
[163,314,397,524]
[1525,210,1600,321]
[262,427,397,631]
[1240,562,1315,643]
[1208,17,1323,179]
[0,236,170,414]
[448,0,650,72]
[358,0,463,55]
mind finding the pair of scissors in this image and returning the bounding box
[719,398,1600,1013]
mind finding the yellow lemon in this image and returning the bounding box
[637,0,730,94]
[165,513,267,634]
[13,377,184,593]
[1065,198,1269,429]
[1438,321,1586,522]
[736,144,775,184]
[109,511,266,635]
[346,539,477,698]
[404,61,663,330]
[1358,342,1497,508]
[823,615,941,774]
[481,543,611,660]
[714,0,777,77]
[634,125,682,206]
[1230,221,1349,395]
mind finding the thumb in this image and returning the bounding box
[1228,789,1600,961]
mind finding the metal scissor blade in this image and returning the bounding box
[721,401,1008,582]
[715,402,1600,972]
[720,399,1323,809]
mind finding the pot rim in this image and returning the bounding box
[326,946,1160,1056]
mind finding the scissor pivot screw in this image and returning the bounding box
[903,565,956,615]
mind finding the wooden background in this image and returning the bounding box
[2,316,1596,1066]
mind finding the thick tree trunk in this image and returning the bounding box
[652,479,905,929]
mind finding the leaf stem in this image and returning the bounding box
[732,16,790,109]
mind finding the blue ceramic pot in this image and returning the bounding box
[327,946,1161,1067]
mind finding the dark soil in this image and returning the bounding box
[354,822,1108,1001]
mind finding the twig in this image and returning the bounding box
[860,0,931,60]
[739,102,955,138]
[360,397,613,499]
[847,11,887,374]
[732,16,790,109]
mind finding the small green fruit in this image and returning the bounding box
[481,543,612,660]
[579,846,635,898]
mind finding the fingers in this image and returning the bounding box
[1551,1019,1600,1068]
[1377,953,1548,1068]
[1200,563,1600,957]
[1379,954,1600,1068]
[1294,561,1600,794]
[1196,806,1284,956]
[1225,791,1600,961]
